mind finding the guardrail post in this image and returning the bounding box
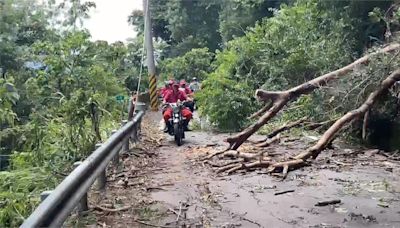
[121,120,129,152]
[137,117,142,140]
[95,143,107,191]
[40,190,53,202]
[133,104,145,141]
[73,161,88,213]
[131,124,138,143]
[111,129,120,168]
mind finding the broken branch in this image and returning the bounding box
[266,117,307,139]
[94,205,132,212]
[362,110,370,141]
[274,189,295,195]
[248,101,273,119]
[256,133,281,147]
[315,199,341,206]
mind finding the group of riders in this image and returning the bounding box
[159,77,201,132]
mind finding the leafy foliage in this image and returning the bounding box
[0,168,57,227]
[159,48,214,82]
[129,0,287,57]
[196,50,256,131]
[218,0,285,43]
[197,0,356,131]
[0,0,146,226]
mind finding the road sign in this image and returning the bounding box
[116,95,125,101]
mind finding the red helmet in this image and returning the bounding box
[168,80,174,85]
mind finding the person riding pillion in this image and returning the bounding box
[189,77,201,92]
[179,80,195,112]
[179,79,193,95]
[163,83,193,130]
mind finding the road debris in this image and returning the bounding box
[315,199,341,206]
[274,189,295,195]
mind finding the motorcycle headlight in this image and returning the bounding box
[174,114,179,118]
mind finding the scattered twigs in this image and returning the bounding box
[133,219,173,228]
[167,208,179,215]
[206,159,241,168]
[256,134,281,147]
[94,205,132,212]
[215,156,308,177]
[203,148,230,160]
[378,150,400,161]
[205,143,217,147]
[222,150,266,161]
[216,162,243,173]
[315,199,341,206]
[303,119,337,130]
[228,161,273,174]
[281,165,289,180]
[241,216,262,227]
[274,189,295,195]
[176,202,182,222]
[146,186,166,191]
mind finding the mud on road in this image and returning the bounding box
[88,112,400,228]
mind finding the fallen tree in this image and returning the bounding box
[226,43,400,150]
[216,69,400,178]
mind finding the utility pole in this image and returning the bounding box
[143,0,158,111]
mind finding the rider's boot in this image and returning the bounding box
[184,120,191,131]
[164,121,170,133]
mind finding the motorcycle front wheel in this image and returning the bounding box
[174,123,183,146]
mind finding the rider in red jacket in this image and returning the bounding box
[160,80,173,98]
[179,80,193,95]
[163,83,193,130]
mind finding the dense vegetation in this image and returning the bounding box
[1,0,400,226]
[0,0,147,226]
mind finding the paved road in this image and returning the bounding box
[89,111,400,228]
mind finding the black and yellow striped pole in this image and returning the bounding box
[149,74,158,110]
[143,0,158,111]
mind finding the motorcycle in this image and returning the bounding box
[164,102,186,146]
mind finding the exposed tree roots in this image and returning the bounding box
[212,69,400,178]
[226,43,400,150]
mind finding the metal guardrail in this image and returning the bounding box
[21,110,145,228]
